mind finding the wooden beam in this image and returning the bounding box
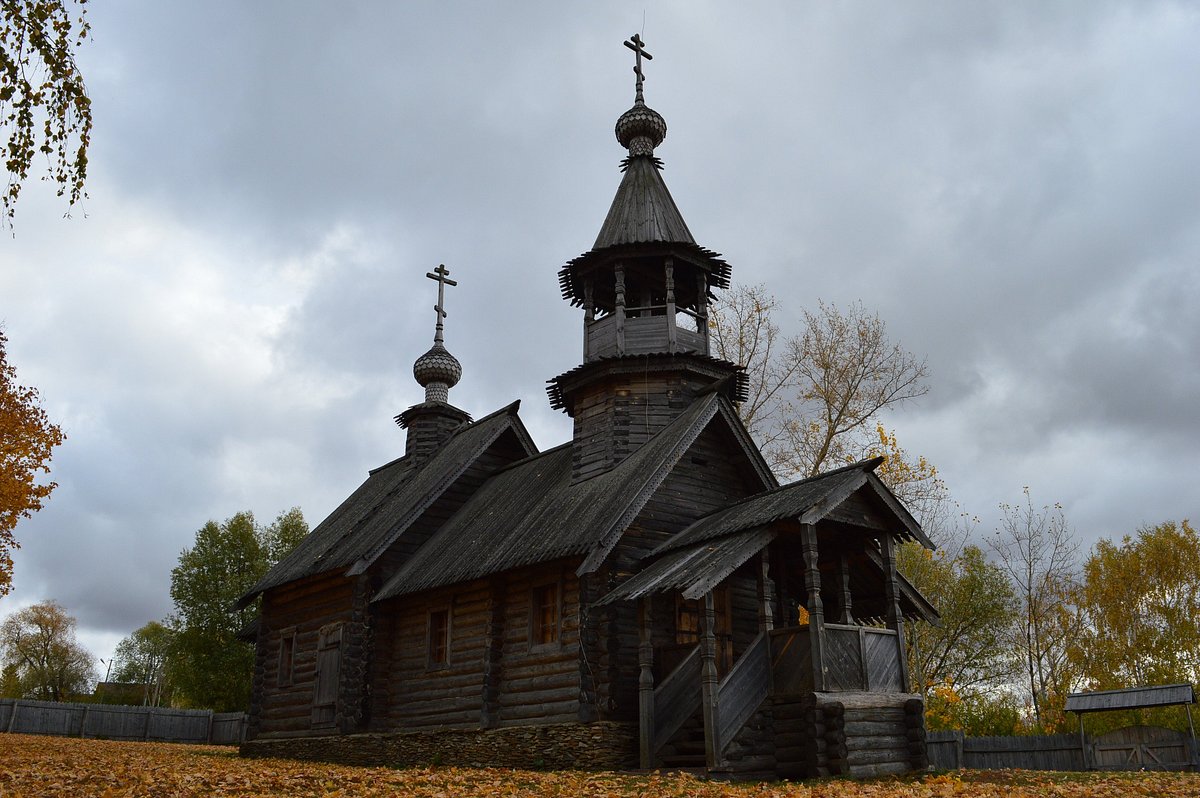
[700,590,722,769]
[756,551,774,633]
[879,534,911,692]
[664,258,677,353]
[614,263,626,355]
[801,523,826,691]
[837,552,854,625]
[638,596,655,769]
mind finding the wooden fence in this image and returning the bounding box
[928,728,1198,771]
[0,699,247,745]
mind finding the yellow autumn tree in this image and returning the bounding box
[0,329,65,597]
[709,285,930,485]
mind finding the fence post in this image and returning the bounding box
[7,700,20,733]
[206,710,214,744]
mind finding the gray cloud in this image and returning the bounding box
[1,1,1197,656]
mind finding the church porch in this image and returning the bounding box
[599,472,937,779]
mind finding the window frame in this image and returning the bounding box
[529,579,562,653]
[277,626,297,687]
[426,606,452,670]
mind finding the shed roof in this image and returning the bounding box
[238,401,535,607]
[1065,684,1196,713]
[375,392,764,600]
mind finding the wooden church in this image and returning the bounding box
[239,36,938,779]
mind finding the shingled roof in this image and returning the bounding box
[594,155,694,249]
[237,401,535,608]
[596,524,937,623]
[375,392,769,600]
[656,457,932,555]
[594,460,938,622]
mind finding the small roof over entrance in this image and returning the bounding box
[1065,684,1197,714]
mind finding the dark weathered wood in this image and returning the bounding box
[652,644,701,749]
[716,630,769,752]
[638,596,655,768]
[700,591,721,768]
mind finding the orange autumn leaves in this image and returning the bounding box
[4,734,1200,798]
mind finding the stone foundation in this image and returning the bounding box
[240,721,638,771]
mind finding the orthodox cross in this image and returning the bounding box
[426,264,457,344]
[624,33,652,103]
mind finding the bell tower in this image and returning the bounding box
[550,35,745,483]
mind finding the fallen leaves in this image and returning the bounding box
[2,734,1200,797]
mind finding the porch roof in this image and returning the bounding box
[596,521,938,623]
[654,457,932,555]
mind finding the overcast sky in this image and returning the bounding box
[2,2,1197,668]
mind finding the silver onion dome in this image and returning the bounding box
[413,342,462,403]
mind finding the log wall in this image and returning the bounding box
[372,560,582,732]
[252,572,356,739]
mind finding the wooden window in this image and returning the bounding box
[427,609,450,667]
[311,624,341,727]
[531,583,560,649]
[278,627,296,687]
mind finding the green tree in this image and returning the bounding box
[168,508,307,711]
[112,620,174,707]
[1,0,92,225]
[0,599,93,700]
[901,540,1020,703]
[1,328,66,597]
[1072,520,1200,692]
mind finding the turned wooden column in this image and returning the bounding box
[700,590,722,768]
[801,523,826,691]
[637,596,655,769]
[664,258,677,353]
[880,533,911,692]
[614,263,626,354]
[756,551,774,632]
[837,552,854,625]
[582,279,594,361]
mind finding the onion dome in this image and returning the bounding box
[616,101,667,157]
[413,342,461,404]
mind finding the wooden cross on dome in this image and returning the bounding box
[426,264,457,344]
[624,33,653,103]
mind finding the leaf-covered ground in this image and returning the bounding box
[2,734,1199,797]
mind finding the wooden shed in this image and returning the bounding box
[238,36,937,780]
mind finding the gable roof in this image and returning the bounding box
[656,457,932,555]
[376,392,771,601]
[237,401,535,608]
[595,522,937,623]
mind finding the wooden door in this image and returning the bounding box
[311,625,342,727]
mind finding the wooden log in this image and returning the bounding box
[848,760,913,778]
[848,747,911,765]
[847,734,909,752]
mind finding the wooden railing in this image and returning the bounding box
[651,644,702,755]
[770,624,903,694]
[716,630,770,754]
[770,627,813,695]
[823,624,904,692]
